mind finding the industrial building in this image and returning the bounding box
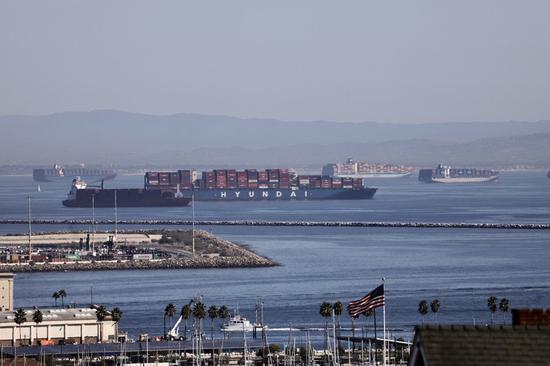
[0,306,118,346]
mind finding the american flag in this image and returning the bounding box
[347,284,385,318]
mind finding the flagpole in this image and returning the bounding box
[382,278,386,366]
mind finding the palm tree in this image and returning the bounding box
[208,305,218,339]
[499,298,510,324]
[52,291,60,308]
[111,307,122,339]
[418,300,428,325]
[58,289,67,307]
[487,296,498,325]
[32,309,43,345]
[430,299,441,323]
[218,305,229,324]
[333,301,343,355]
[14,308,26,346]
[95,305,108,343]
[193,301,207,365]
[181,304,193,339]
[319,302,332,354]
[164,303,177,337]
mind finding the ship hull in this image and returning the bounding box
[181,188,377,201]
[334,172,413,179]
[62,188,190,208]
[431,176,498,184]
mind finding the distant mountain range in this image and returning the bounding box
[1,110,549,168]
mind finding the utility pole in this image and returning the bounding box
[192,193,195,257]
[27,195,32,262]
[114,190,118,244]
[91,194,95,255]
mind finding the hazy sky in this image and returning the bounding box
[1,1,549,123]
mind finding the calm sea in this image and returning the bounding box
[1,172,549,342]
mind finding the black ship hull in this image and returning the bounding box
[180,187,377,201]
[63,188,191,208]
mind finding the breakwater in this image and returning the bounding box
[0,219,549,230]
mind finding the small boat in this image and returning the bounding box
[221,314,264,332]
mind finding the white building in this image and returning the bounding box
[0,273,13,311]
[0,307,117,346]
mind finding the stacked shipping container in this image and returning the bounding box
[145,168,364,191]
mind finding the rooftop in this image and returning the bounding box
[409,325,550,366]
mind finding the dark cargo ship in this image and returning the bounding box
[62,168,377,207]
[34,164,116,183]
[62,179,191,208]
[419,164,498,183]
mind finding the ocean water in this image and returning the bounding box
[0,172,549,342]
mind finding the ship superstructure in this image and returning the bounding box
[34,164,116,182]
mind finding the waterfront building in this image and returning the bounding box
[0,307,117,346]
[0,273,13,311]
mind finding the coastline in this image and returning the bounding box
[0,229,276,273]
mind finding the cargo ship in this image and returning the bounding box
[144,168,377,201]
[62,178,191,207]
[62,168,377,207]
[418,164,498,183]
[33,164,116,183]
[322,159,414,178]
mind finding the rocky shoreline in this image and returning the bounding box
[0,230,276,273]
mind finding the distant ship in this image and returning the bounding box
[33,164,116,183]
[322,158,414,178]
[419,164,498,183]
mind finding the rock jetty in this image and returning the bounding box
[0,219,548,230]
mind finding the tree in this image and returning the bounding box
[418,300,428,325]
[52,291,60,308]
[333,301,343,355]
[499,298,510,324]
[319,302,333,355]
[95,305,108,343]
[430,299,441,323]
[14,308,27,346]
[218,305,229,323]
[181,304,193,339]
[58,289,67,307]
[208,305,218,339]
[164,303,177,337]
[208,305,218,366]
[32,309,43,345]
[487,296,498,325]
[111,307,122,339]
[192,302,207,366]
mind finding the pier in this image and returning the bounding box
[0,219,549,230]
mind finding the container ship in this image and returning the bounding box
[33,164,116,183]
[62,178,191,207]
[322,159,414,178]
[418,164,498,183]
[62,168,377,207]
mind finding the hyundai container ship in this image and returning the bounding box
[322,158,414,178]
[418,164,498,183]
[34,164,116,183]
[62,168,377,207]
